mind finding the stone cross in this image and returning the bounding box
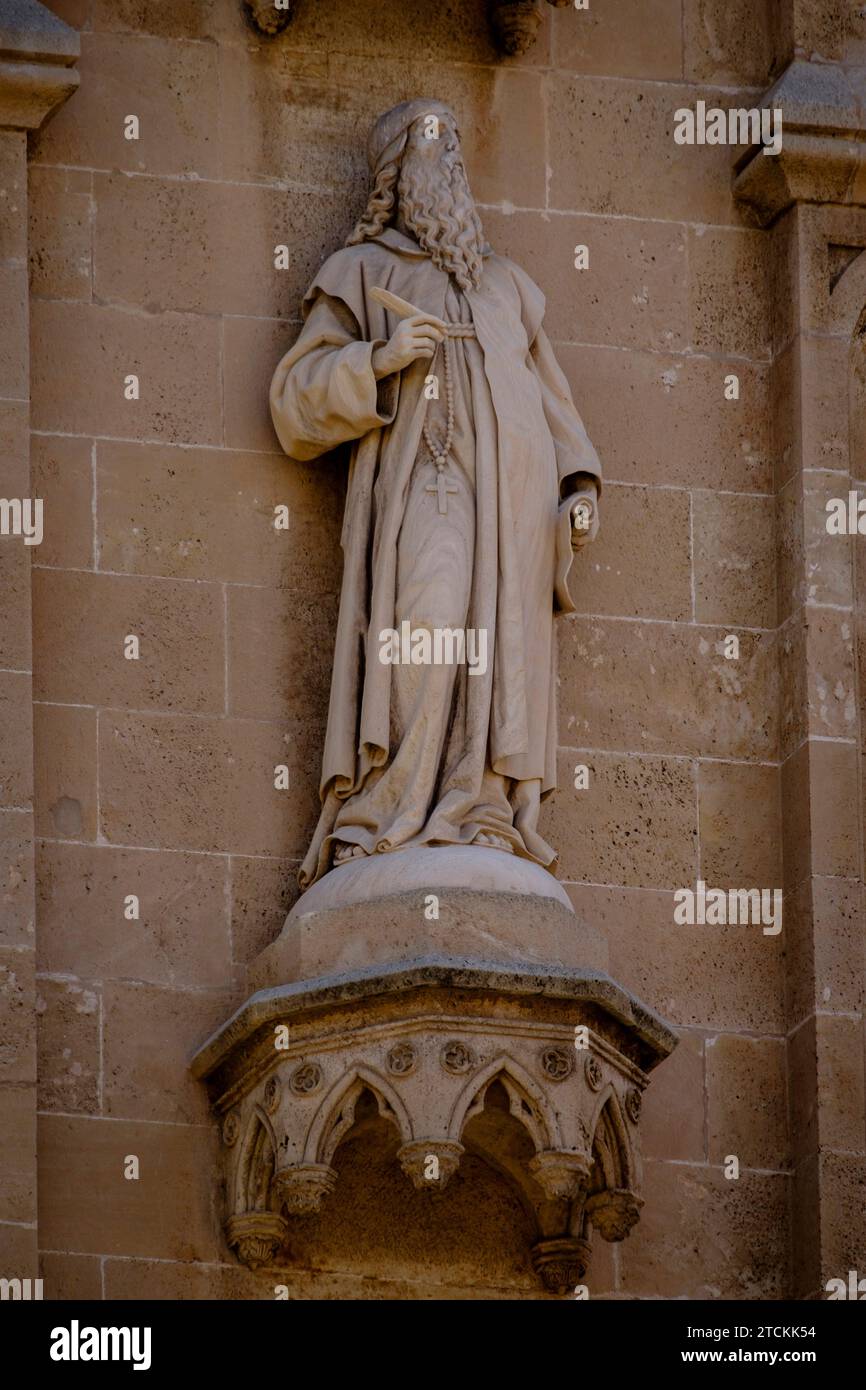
[426,471,459,515]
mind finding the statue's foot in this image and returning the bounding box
[334,842,367,865]
[473,831,514,853]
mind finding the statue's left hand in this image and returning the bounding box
[566,487,600,550]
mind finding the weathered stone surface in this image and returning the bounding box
[38,1114,222,1260]
[698,759,781,889]
[255,887,607,987]
[619,1161,789,1298]
[544,749,697,890]
[33,569,226,714]
[706,1033,788,1170]
[0,945,35,1084]
[36,976,100,1114]
[36,841,231,989]
[33,702,96,841]
[97,710,321,857]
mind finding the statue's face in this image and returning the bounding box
[400,114,463,189]
[392,112,485,293]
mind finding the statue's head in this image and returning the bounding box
[347,99,486,294]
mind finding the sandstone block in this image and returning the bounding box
[0,809,34,945]
[543,749,697,889]
[98,709,321,857]
[555,343,772,492]
[33,569,226,715]
[0,673,34,810]
[688,226,771,359]
[706,1033,788,1170]
[103,982,235,1125]
[31,433,94,570]
[558,617,779,761]
[693,490,777,629]
[0,945,35,1084]
[28,165,91,301]
[698,759,781,888]
[483,208,688,351]
[31,32,220,178]
[33,703,96,841]
[97,441,343,590]
[37,1113,222,1260]
[0,1087,36,1222]
[36,977,100,1114]
[552,0,682,79]
[31,300,222,446]
[566,483,691,621]
[36,841,230,989]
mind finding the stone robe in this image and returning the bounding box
[270,227,601,888]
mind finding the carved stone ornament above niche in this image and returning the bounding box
[242,0,573,55]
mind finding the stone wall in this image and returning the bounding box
[1,0,862,1299]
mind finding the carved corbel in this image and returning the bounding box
[487,0,573,56]
[397,1139,465,1190]
[193,957,676,1295]
[243,0,293,36]
[225,1211,288,1269]
[585,1188,643,1241]
[528,1149,591,1203]
[531,1236,592,1295]
[488,0,543,56]
[273,1162,338,1214]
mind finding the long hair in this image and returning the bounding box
[346,160,401,246]
[395,138,484,292]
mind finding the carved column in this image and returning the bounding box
[0,0,79,1280]
[734,48,866,1297]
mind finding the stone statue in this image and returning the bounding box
[270,98,602,910]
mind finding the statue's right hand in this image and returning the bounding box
[372,313,447,378]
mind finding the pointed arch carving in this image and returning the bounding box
[233,1107,277,1215]
[589,1087,634,1194]
[449,1054,560,1151]
[302,1063,414,1166]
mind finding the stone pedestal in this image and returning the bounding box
[193,889,675,1295]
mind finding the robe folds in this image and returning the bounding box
[269,226,602,889]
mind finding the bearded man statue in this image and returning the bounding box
[270,99,602,907]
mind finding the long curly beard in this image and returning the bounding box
[396,147,486,294]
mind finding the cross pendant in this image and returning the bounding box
[426,470,458,515]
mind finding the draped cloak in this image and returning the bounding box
[269,227,602,889]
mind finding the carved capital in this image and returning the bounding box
[225,1211,287,1269]
[532,1236,592,1295]
[243,0,293,36]
[273,1163,338,1214]
[585,1188,643,1242]
[398,1139,464,1190]
[528,1149,591,1202]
